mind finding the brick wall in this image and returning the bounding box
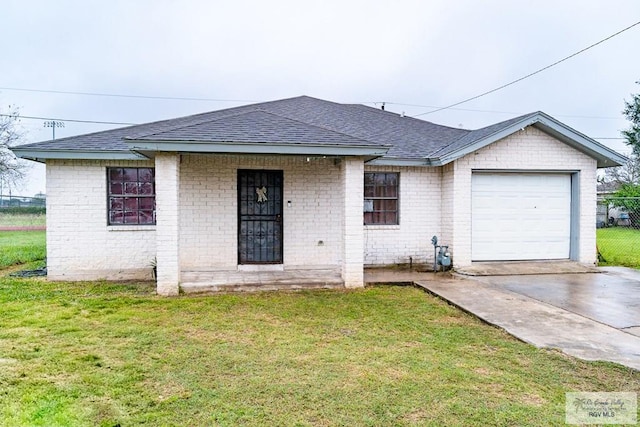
[46,159,156,280]
[156,153,180,295]
[342,158,364,288]
[440,162,455,256]
[363,165,441,268]
[179,154,344,271]
[449,126,597,267]
[44,128,598,283]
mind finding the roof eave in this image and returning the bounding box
[124,139,390,157]
[424,157,446,166]
[530,118,627,168]
[11,148,149,163]
[427,113,627,168]
[366,157,431,166]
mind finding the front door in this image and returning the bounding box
[238,170,283,264]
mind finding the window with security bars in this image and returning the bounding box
[107,167,156,225]
[364,172,399,225]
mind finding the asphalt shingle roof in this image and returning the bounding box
[12,96,545,161]
[127,110,376,146]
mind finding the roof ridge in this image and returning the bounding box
[345,104,471,143]
[346,103,470,132]
[258,108,384,146]
[124,95,328,139]
[17,95,319,148]
[128,108,382,146]
[125,109,263,140]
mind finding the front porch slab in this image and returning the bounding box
[180,269,344,293]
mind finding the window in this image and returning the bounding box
[107,167,156,225]
[364,172,398,225]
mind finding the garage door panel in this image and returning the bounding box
[472,173,571,261]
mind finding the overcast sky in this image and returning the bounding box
[2,0,640,196]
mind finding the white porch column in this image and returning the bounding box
[155,153,181,296]
[342,157,365,288]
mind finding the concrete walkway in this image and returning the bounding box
[365,268,640,371]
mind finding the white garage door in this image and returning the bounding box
[472,173,571,261]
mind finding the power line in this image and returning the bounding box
[2,111,628,139]
[2,100,625,125]
[2,113,627,140]
[377,101,621,120]
[413,20,640,117]
[0,86,258,103]
[0,113,136,126]
[0,85,625,122]
[2,19,638,123]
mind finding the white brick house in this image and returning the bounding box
[13,96,625,295]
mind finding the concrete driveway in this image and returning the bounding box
[471,267,640,336]
[412,267,640,371]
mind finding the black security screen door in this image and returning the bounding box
[238,170,283,264]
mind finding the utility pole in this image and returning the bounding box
[43,120,65,140]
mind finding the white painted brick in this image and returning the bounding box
[46,129,598,287]
[446,127,597,267]
[364,166,441,267]
[155,153,180,296]
[179,154,345,273]
[46,159,156,281]
[342,158,364,288]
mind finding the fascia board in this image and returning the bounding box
[365,158,430,166]
[425,113,627,168]
[530,117,627,167]
[11,148,148,162]
[124,139,390,156]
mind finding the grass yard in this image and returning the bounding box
[0,212,46,228]
[0,230,46,269]
[597,227,640,268]
[0,277,638,426]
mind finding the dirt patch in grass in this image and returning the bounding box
[402,409,429,423]
[520,393,546,406]
[0,213,46,228]
[0,226,45,231]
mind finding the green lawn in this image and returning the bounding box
[597,227,640,268]
[0,212,46,227]
[0,277,638,426]
[0,230,46,269]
